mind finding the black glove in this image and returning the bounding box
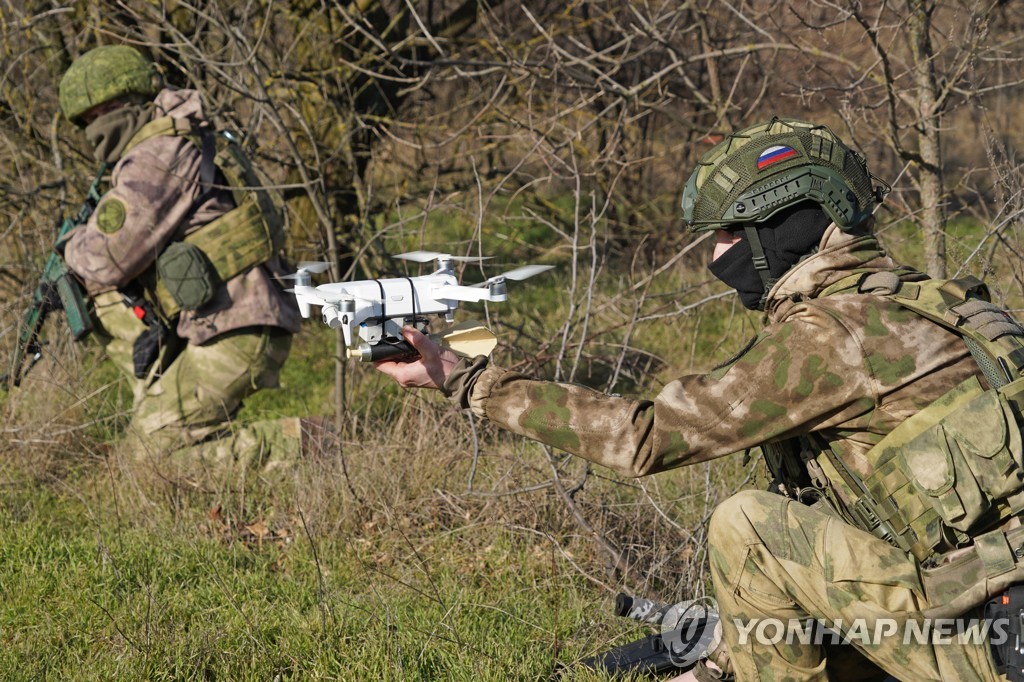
[132,321,168,379]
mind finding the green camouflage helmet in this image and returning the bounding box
[681,117,888,232]
[59,45,160,125]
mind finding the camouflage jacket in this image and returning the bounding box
[445,225,980,492]
[64,88,301,345]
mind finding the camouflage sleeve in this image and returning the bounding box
[450,309,879,477]
[64,137,203,291]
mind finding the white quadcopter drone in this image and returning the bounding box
[285,251,553,362]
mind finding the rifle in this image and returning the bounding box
[1,165,106,390]
[563,592,719,678]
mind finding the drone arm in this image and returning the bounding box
[432,284,503,303]
[291,286,326,319]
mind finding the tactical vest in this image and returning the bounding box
[121,116,286,317]
[767,272,1024,563]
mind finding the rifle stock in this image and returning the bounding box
[573,631,687,677]
[2,165,106,391]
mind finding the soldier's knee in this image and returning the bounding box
[708,489,780,545]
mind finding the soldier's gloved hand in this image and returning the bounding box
[374,326,459,390]
[53,226,81,258]
[131,321,168,379]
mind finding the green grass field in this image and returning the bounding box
[0,473,628,681]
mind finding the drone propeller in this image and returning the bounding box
[395,251,492,264]
[298,260,332,273]
[471,264,554,286]
[280,261,333,279]
[285,285,325,298]
[497,264,554,281]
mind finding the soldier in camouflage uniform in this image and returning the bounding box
[57,45,309,472]
[377,118,1024,681]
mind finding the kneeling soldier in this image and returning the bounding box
[378,118,1024,681]
[59,45,309,471]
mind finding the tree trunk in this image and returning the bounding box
[907,0,947,278]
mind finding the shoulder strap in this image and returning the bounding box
[122,116,217,196]
[877,276,1024,389]
[122,116,195,156]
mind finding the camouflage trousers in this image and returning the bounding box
[707,490,1001,682]
[93,291,304,474]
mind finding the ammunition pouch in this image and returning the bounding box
[152,199,277,316]
[156,241,218,311]
[852,376,1024,561]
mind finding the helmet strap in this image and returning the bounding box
[709,205,830,311]
[743,224,776,292]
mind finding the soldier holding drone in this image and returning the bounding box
[376,118,1024,682]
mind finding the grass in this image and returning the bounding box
[0,450,677,681]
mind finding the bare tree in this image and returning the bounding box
[761,0,1024,278]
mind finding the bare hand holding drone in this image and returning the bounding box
[373,326,457,390]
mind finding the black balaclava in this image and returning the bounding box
[708,201,832,310]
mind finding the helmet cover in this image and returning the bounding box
[681,117,885,232]
[59,45,159,125]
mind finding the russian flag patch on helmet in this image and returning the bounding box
[756,145,798,170]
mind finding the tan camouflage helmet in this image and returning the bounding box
[58,45,160,126]
[681,117,889,232]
